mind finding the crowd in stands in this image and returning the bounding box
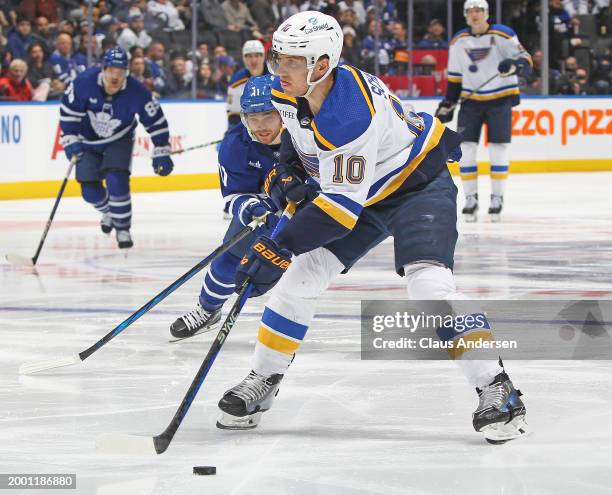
[0,0,610,101]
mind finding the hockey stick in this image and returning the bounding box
[19,215,267,375]
[96,203,296,455]
[445,72,501,113]
[5,156,77,267]
[157,139,222,157]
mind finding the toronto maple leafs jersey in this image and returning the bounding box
[59,67,169,149]
[218,121,280,216]
[270,66,461,255]
[446,24,532,107]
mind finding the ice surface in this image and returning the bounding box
[1,173,612,494]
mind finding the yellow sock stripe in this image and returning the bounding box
[312,195,357,230]
[258,324,302,354]
[447,331,496,360]
[460,173,478,181]
[490,173,509,180]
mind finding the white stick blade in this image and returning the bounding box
[19,354,81,375]
[5,254,34,267]
[96,433,157,455]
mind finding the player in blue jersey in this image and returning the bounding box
[216,12,527,444]
[59,47,174,249]
[169,75,285,340]
[435,0,532,221]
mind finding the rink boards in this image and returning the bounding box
[0,96,611,200]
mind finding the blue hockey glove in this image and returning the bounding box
[498,59,518,77]
[447,145,462,163]
[435,99,455,124]
[237,197,279,230]
[152,146,174,176]
[235,236,292,297]
[263,163,317,210]
[63,136,84,161]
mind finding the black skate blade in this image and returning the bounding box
[168,324,220,343]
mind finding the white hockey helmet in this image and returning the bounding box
[463,0,489,19]
[242,39,265,57]
[268,11,343,97]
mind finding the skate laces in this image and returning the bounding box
[478,381,508,411]
[465,195,478,208]
[231,371,272,403]
[182,304,210,330]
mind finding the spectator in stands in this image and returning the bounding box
[572,67,596,93]
[339,8,358,29]
[300,0,328,13]
[117,12,152,52]
[57,19,75,37]
[563,0,590,16]
[32,15,55,53]
[130,54,155,90]
[366,0,397,25]
[146,40,167,94]
[564,55,578,74]
[338,0,366,26]
[7,16,34,59]
[521,49,564,94]
[201,0,229,33]
[387,21,408,75]
[147,0,185,32]
[222,0,262,39]
[19,0,59,25]
[340,25,360,66]
[49,32,78,86]
[72,33,98,72]
[165,53,191,97]
[130,45,146,59]
[195,42,210,64]
[591,49,611,93]
[216,54,235,94]
[196,62,218,98]
[249,0,280,32]
[416,18,448,49]
[214,44,228,60]
[97,14,121,45]
[360,18,390,75]
[278,0,300,21]
[0,58,32,100]
[0,1,17,28]
[26,40,58,100]
[416,53,437,75]
[549,0,572,69]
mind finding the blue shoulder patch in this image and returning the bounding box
[218,123,251,172]
[229,67,250,86]
[311,66,374,151]
[489,24,516,37]
[450,28,470,44]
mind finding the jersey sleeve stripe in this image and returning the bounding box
[320,192,363,217]
[345,65,376,117]
[450,32,470,45]
[488,29,513,40]
[312,195,358,230]
[271,88,298,107]
[311,120,336,151]
[229,77,249,88]
[365,119,446,206]
[60,104,85,116]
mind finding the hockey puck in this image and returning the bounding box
[193,466,216,476]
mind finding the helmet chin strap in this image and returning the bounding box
[301,65,334,97]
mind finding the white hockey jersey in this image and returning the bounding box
[270,66,460,254]
[447,24,532,105]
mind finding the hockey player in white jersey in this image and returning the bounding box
[216,11,527,444]
[435,0,532,221]
[226,40,268,127]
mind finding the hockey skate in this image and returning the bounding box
[100,212,112,234]
[169,303,221,341]
[217,370,283,430]
[473,371,527,444]
[462,194,479,222]
[116,230,133,249]
[488,195,503,222]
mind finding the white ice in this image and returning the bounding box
[1,173,612,495]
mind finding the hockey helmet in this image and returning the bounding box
[102,47,129,70]
[463,0,489,19]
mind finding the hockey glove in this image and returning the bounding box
[435,100,455,124]
[63,136,84,161]
[152,146,174,176]
[498,59,518,77]
[235,236,292,297]
[238,197,279,230]
[263,163,317,210]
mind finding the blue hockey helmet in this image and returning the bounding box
[102,47,129,70]
[240,75,276,114]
